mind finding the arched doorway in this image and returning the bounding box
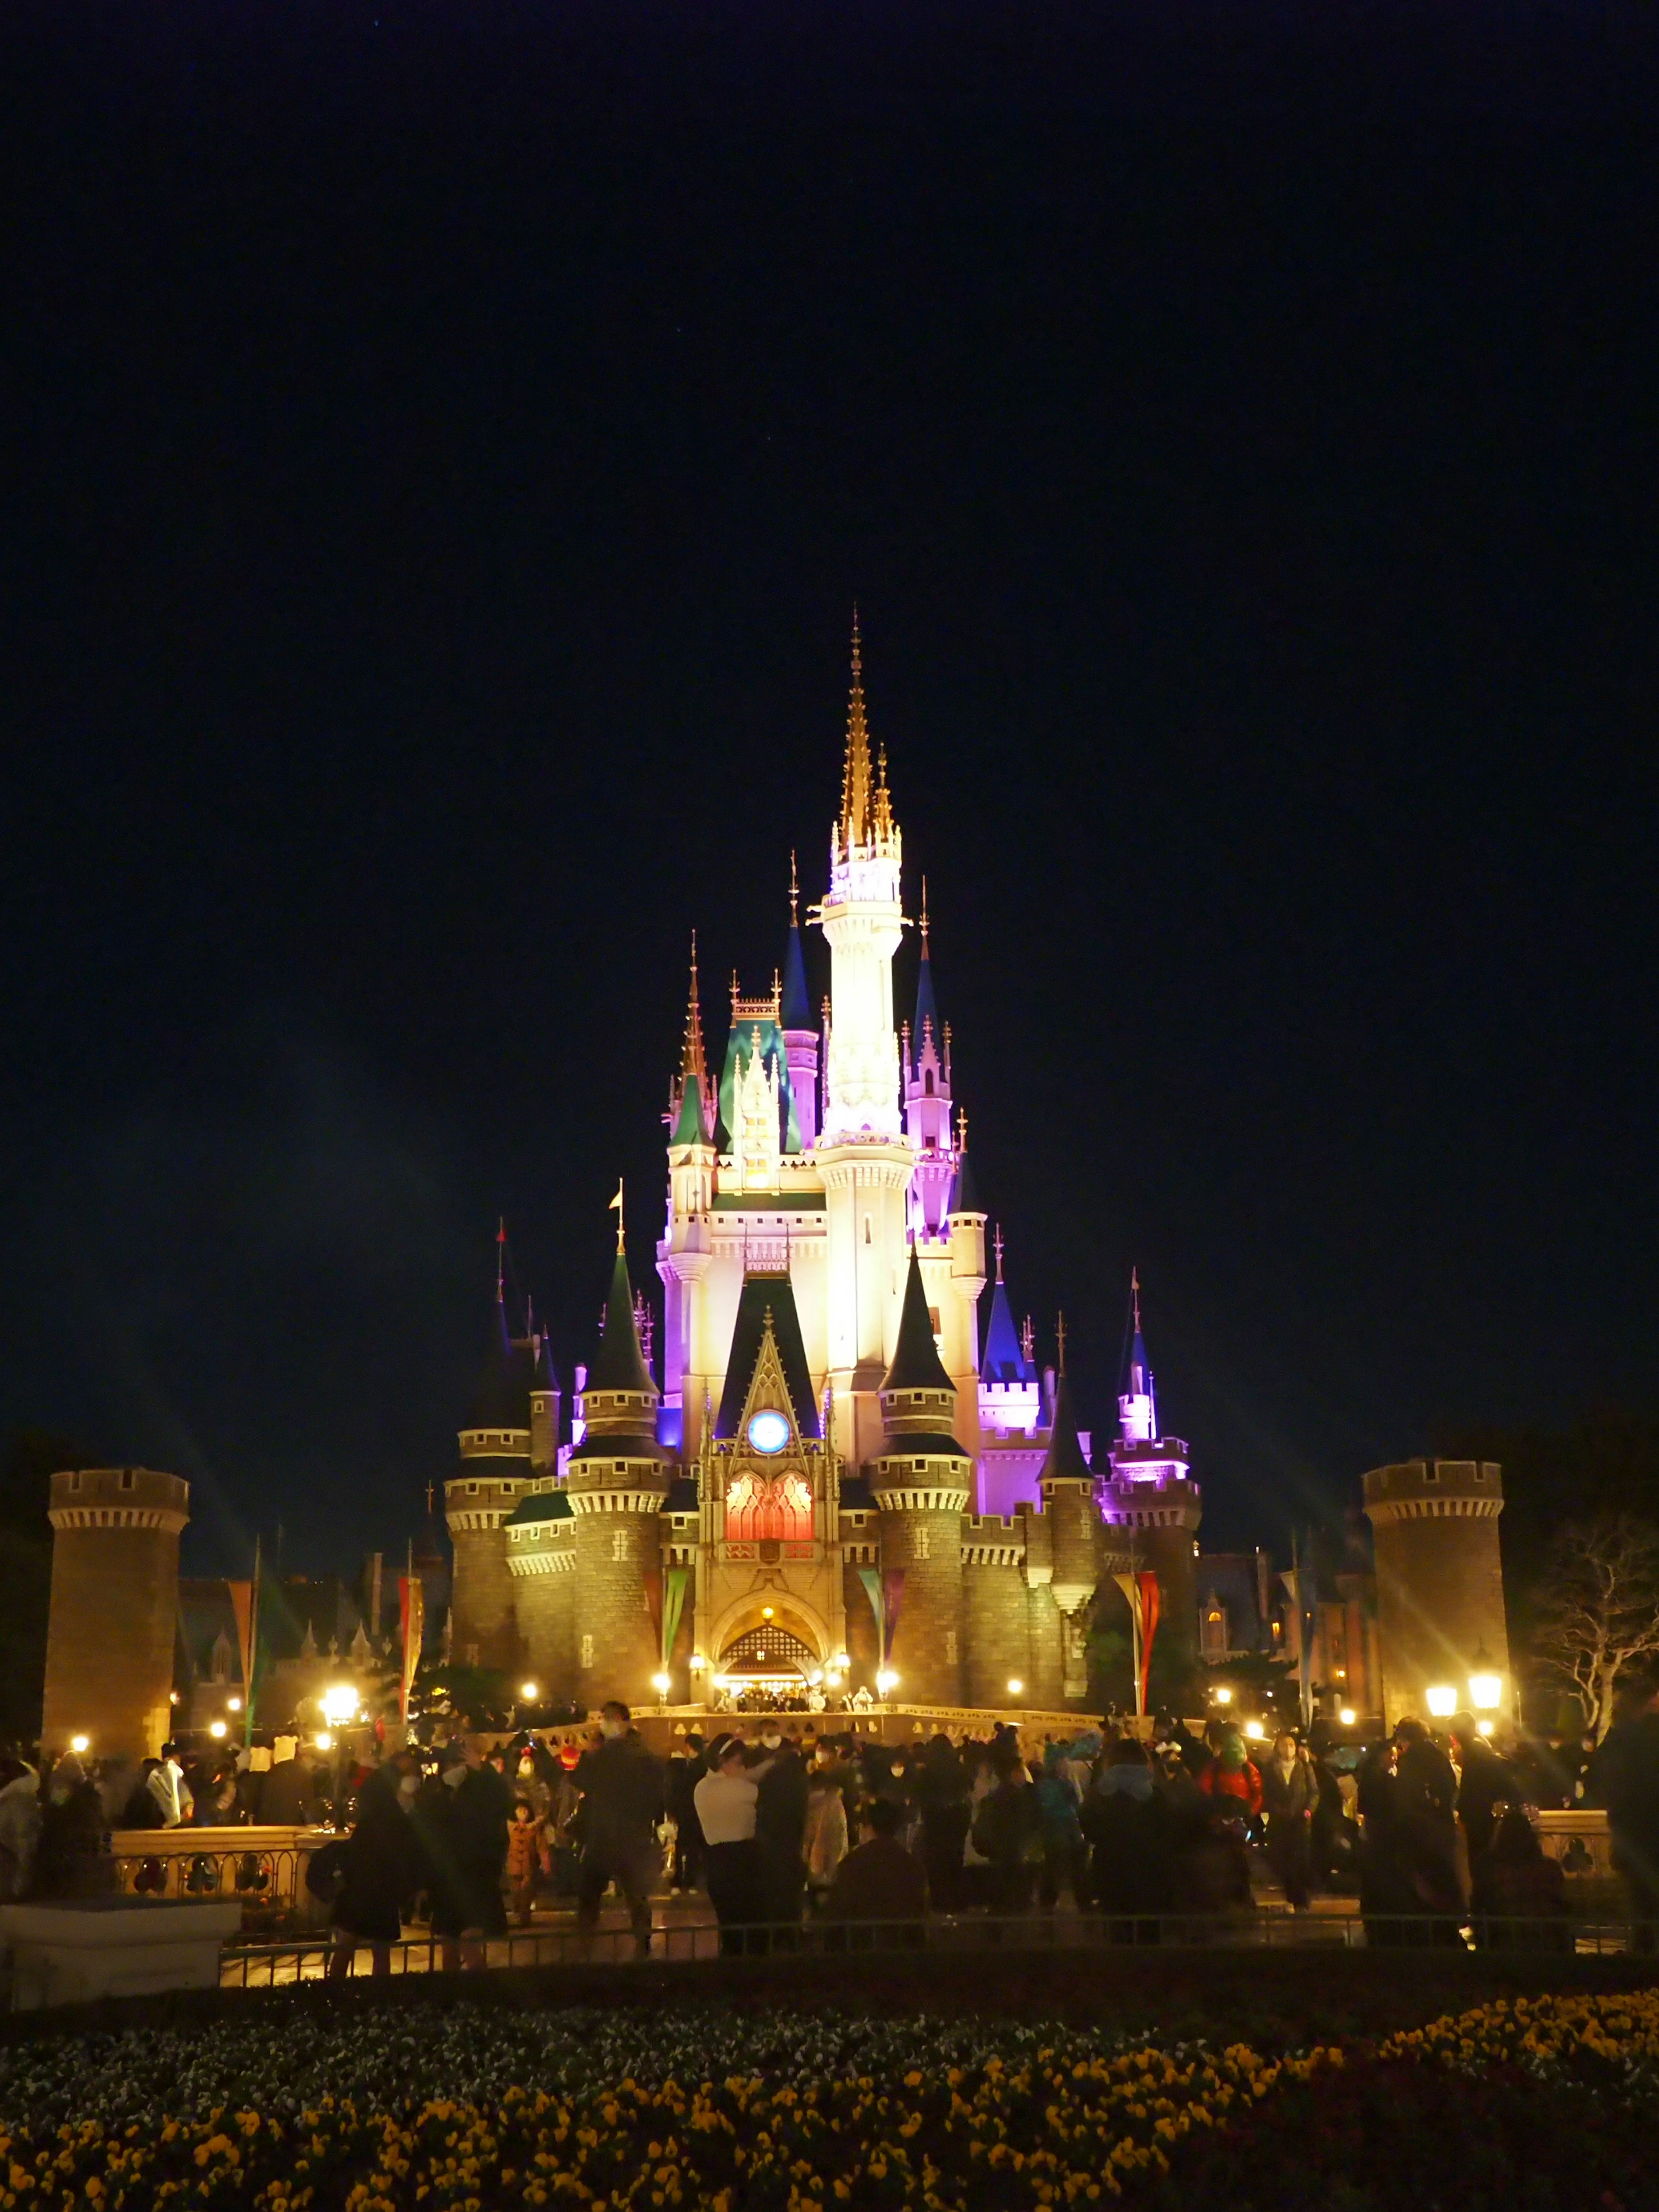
[717,1619,819,1693]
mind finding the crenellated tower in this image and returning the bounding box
[1097,1271,1201,1683]
[567,1211,672,1704]
[866,1248,971,1703]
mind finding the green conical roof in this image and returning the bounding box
[882,1248,955,1395]
[585,1251,657,1396]
[671,1069,709,1147]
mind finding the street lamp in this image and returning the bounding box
[1425,1684,1458,1719]
[227,1697,243,1713]
[876,1669,898,1697]
[1339,1707,1357,1727]
[1243,1719,1265,1742]
[1468,1661,1503,1712]
[652,1671,671,1701]
[520,1682,539,1702]
[1007,1678,1024,1697]
[1212,1685,1233,1706]
[321,1684,359,1727]
[209,1720,227,1740]
[315,1731,333,1753]
[70,1733,89,1755]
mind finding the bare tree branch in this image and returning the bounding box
[1532,1513,1659,1742]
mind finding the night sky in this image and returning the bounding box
[6,3,1656,1579]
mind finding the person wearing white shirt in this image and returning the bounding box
[693,1735,771,1951]
[146,1745,194,1830]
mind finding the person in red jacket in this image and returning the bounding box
[1197,1729,1263,1821]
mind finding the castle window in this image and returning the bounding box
[581,1634,594,1669]
[70,1472,81,1491]
[925,1069,934,1095]
[468,1482,479,1495]
[120,1470,135,1491]
[1424,1466,1439,1483]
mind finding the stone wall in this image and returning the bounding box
[42,1468,188,1758]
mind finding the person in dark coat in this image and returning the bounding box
[32,1754,112,1899]
[826,1795,927,1947]
[1391,1719,1466,1943]
[328,1750,423,1979]
[1259,1733,1319,1910]
[1451,1715,1512,1877]
[916,1734,969,1913]
[969,1745,1039,1923]
[1082,1738,1167,1940]
[261,1750,319,1828]
[1470,1806,1569,1950]
[666,1733,706,1894]
[753,1725,808,1937]
[1588,1684,1659,1951]
[574,1701,664,1955]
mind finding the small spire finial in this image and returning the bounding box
[610,1178,626,1254]
[1021,1313,1035,1367]
[789,849,799,926]
[496,1217,506,1304]
[1056,1310,1068,1377]
[993,1223,1004,1282]
[920,875,929,946]
[956,1106,968,1152]
[1131,1265,1141,1332]
[425,1479,434,1516]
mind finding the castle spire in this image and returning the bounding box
[839,607,874,854]
[994,1222,1004,1282]
[496,1216,506,1306]
[681,932,707,1086]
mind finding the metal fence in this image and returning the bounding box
[219,1906,1652,1986]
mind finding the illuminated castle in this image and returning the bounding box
[445,624,1200,1712]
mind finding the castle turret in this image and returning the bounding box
[867,1248,970,1703]
[42,1466,190,1758]
[904,884,955,1236]
[446,1263,539,1671]
[814,615,915,1468]
[1040,1324,1099,1705]
[781,855,819,1149]
[659,938,718,1460]
[1097,1272,1201,1692]
[566,1210,671,1704]
[1363,1458,1510,1731]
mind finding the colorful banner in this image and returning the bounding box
[661,1566,690,1671]
[855,1565,885,1661]
[1137,1571,1161,1717]
[642,1567,664,1649]
[228,1580,254,1700]
[398,1574,424,1726]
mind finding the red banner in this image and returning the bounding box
[1137,1571,1161,1714]
[228,1581,254,1697]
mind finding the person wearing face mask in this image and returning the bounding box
[573,1701,665,1957]
[694,1734,773,1953]
[327,1748,423,1980]
[752,1726,808,1940]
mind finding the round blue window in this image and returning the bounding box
[747,1409,791,1455]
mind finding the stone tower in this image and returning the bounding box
[1098,1276,1201,1687]
[1039,1354,1099,1706]
[41,1466,189,1758]
[867,1248,970,1703]
[1363,1457,1510,1730]
[566,1224,671,1706]
[507,1488,578,1700]
[446,1263,548,1672]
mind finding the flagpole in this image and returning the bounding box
[245,1532,262,1748]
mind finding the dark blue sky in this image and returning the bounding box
[5,1,1656,1575]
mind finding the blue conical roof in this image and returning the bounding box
[979,1278,1030,1386]
[912,939,940,1074]
[781,918,811,1031]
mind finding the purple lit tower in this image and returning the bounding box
[1097,1271,1202,1673]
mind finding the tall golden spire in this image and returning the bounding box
[681,931,708,1087]
[840,607,874,853]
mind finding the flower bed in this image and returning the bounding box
[0,1993,1655,2211]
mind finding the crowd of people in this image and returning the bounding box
[1,1680,1654,1964]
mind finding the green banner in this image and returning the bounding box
[661,1565,691,1670]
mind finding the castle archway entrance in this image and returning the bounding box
[709,1594,830,1693]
